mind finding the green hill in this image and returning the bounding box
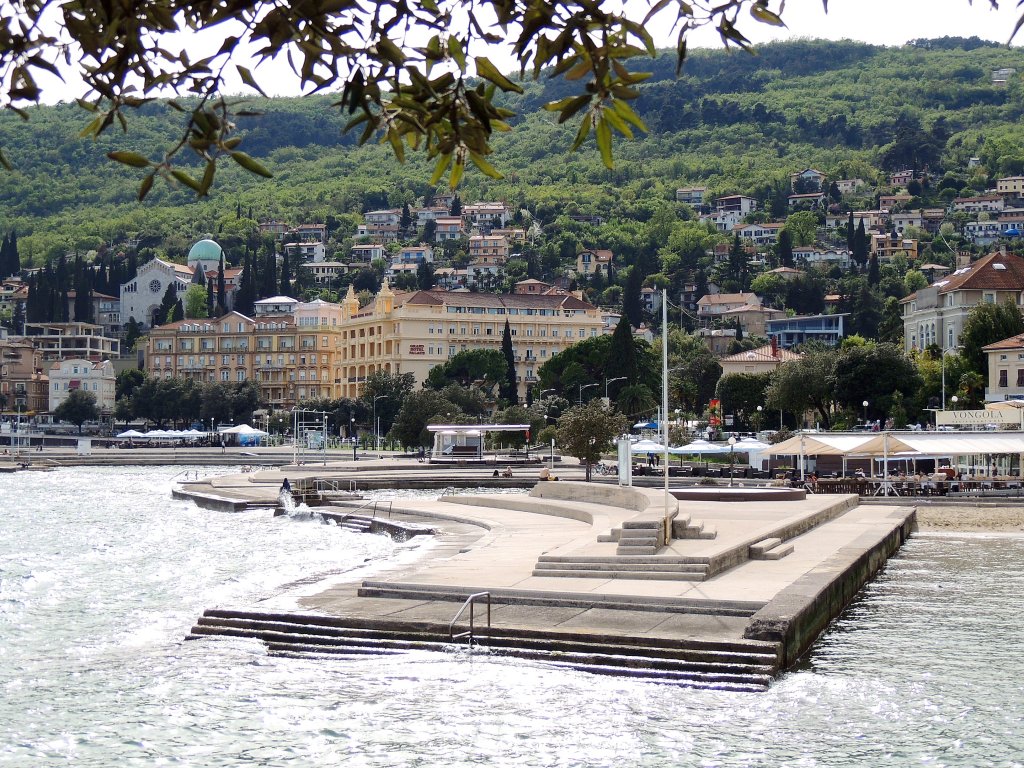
[0,36,1021,264]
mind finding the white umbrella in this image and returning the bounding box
[222,424,268,436]
[734,437,771,453]
[184,428,206,437]
[144,429,169,438]
[116,429,145,438]
[671,439,730,455]
[630,438,666,453]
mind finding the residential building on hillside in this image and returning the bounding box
[891,210,924,235]
[293,223,327,242]
[733,222,783,246]
[834,178,864,195]
[48,358,115,413]
[307,262,349,286]
[719,340,801,375]
[434,217,465,242]
[696,327,736,355]
[890,169,916,187]
[982,333,1024,401]
[765,266,803,282]
[825,210,888,231]
[514,279,552,295]
[0,337,47,413]
[792,247,853,270]
[953,194,1004,213]
[462,202,510,232]
[879,194,913,209]
[696,292,761,325]
[640,287,662,314]
[715,195,758,216]
[414,206,449,227]
[575,248,614,278]
[359,210,401,240]
[22,322,120,361]
[0,279,27,324]
[787,191,826,209]
[901,251,1024,352]
[468,234,509,262]
[284,240,326,263]
[65,290,121,337]
[395,244,433,266]
[675,186,707,206]
[871,233,919,261]
[766,313,848,348]
[996,176,1024,201]
[350,243,387,263]
[702,209,743,232]
[790,168,826,191]
[721,303,784,337]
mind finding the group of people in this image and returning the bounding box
[491,466,514,478]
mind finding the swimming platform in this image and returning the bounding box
[177,462,914,691]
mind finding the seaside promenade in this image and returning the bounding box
[174,457,915,689]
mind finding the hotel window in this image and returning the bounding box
[1017,369,1024,387]
[578,329,585,338]
[221,370,229,381]
[999,370,1008,387]
[237,371,245,382]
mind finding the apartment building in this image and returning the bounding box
[143,286,602,407]
[48,358,115,412]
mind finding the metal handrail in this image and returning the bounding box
[339,498,392,520]
[170,469,201,482]
[448,591,491,646]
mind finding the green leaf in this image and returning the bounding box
[469,151,503,179]
[595,116,613,169]
[610,99,648,133]
[171,169,202,192]
[750,3,786,27]
[107,150,150,168]
[236,65,268,97]
[448,35,466,70]
[229,151,273,178]
[475,57,524,93]
[602,107,633,139]
[449,158,465,188]
[199,161,216,195]
[137,173,154,201]
[570,113,592,152]
[430,153,452,185]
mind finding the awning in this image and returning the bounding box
[766,434,875,456]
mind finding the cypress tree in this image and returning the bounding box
[846,211,855,253]
[868,253,880,286]
[623,267,643,329]
[158,282,177,325]
[262,247,277,297]
[8,230,19,277]
[192,261,206,286]
[0,233,10,278]
[854,219,869,267]
[499,319,518,405]
[170,298,184,323]
[235,252,255,316]
[605,315,638,393]
[778,228,794,268]
[206,278,214,317]
[216,254,227,311]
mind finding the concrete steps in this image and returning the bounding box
[749,537,794,560]
[187,609,780,692]
[534,552,710,581]
[355,581,759,616]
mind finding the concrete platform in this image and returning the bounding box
[182,470,916,680]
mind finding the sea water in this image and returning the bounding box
[1,466,1022,767]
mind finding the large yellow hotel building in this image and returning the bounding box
[144,284,603,407]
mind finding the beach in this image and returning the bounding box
[915,503,1024,532]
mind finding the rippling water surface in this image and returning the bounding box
[1,467,1022,767]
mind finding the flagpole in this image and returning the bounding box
[663,289,670,537]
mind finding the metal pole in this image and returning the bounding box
[662,289,670,534]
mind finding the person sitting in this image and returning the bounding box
[280,477,291,494]
[492,469,499,477]
[502,466,513,478]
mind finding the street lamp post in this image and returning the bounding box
[951,395,959,410]
[755,405,763,435]
[579,382,598,405]
[372,395,388,451]
[604,376,626,401]
[350,416,357,461]
[863,400,869,426]
[728,435,737,487]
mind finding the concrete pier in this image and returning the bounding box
[180,462,915,689]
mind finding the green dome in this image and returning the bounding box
[187,238,222,263]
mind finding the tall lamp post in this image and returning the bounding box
[350,415,356,461]
[604,376,626,402]
[579,382,598,405]
[372,395,388,451]
[863,400,869,426]
[728,435,737,487]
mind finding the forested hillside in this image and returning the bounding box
[0,36,1021,264]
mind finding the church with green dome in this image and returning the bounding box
[187,238,224,274]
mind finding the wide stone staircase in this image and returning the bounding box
[188,608,781,692]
